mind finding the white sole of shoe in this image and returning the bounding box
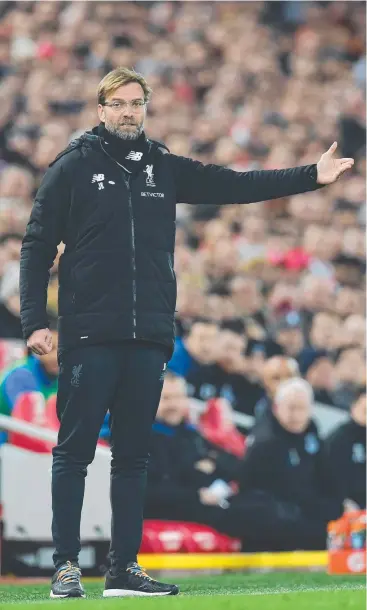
[103,589,173,597]
[50,591,86,599]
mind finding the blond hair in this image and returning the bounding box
[97,67,152,105]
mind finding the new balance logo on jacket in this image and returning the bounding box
[125,151,143,161]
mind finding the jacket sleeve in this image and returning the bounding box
[170,154,322,205]
[238,437,284,493]
[146,436,200,509]
[206,443,243,481]
[20,160,70,340]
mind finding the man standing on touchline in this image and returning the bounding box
[19,67,354,599]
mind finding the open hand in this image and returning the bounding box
[199,488,221,506]
[316,142,354,185]
[194,459,216,474]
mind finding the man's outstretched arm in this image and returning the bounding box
[171,141,354,205]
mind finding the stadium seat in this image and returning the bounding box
[198,398,246,458]
[141,520,241,553]
[141,520,188,553]
[44,394,59,432]
[9,392,54,453]
[180,522,241,552]
[9,394,110,453]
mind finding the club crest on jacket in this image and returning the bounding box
[143,164,155,187]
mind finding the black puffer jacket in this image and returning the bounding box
[321,418,366,509]
[239,410,342,522]
[20,126,321,354]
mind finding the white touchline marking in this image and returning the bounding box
[190,584,365,598]
[237,584,365,597]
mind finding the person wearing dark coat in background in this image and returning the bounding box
[167,318,219,378]
[145,372,241,522]
[322,390,366,510]
[217,378,343,551]
[298,348,338,406]
[271,313,305,359]
[187,320,263,417]
[0,259,23,340]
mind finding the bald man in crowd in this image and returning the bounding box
[219,379,342,551]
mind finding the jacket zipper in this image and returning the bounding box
[124,174,137,339]
[99,140,137,339]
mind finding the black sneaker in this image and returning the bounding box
[103,562,179,597]
[50,561,85,599]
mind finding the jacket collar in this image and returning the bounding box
[49,126,169,168]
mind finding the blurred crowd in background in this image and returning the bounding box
[0,1,365,550]
[0,0,365,411]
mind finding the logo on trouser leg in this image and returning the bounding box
[159,363,167,381]
[71,364,83,387]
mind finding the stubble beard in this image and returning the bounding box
[105,120,144,141]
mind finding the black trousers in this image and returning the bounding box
[52,340,168,570]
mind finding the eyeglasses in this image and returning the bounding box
[102,99,146,112]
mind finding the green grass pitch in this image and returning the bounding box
[0,572,365,609]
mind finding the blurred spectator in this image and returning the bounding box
[300,345,365,411]
[222,379,342,551]
[308,312,341,353]
[254,355,299,420]
[342,314,366,350]
[145,372,241,521]
[228,277,265,331]
[333,348,366,410]
[0,233,22,340]
[187,320,263,416]
[236,216,268,266]
[0,232,22,277]
[0,260,23,339]
[299,276,335,337]
[271,312,305,358]
[322,390,366,509]
[168,318,219,377]
[333,254,366,289]
[300,350,338,407]
[335,287,365,318]
[304,225,342,280]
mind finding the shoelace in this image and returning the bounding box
[126,563,152,581]
[57,561,81,584]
